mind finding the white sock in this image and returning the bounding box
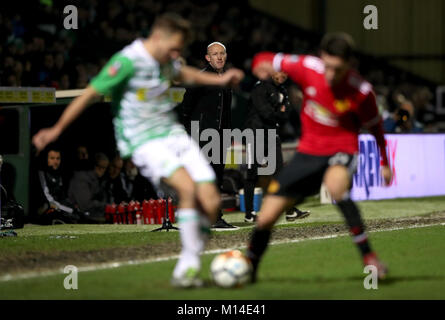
[173,208,202,278]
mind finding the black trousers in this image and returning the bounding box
[244,134,284,215]
[199,129,228,219]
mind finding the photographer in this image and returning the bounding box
[384,100,424,133]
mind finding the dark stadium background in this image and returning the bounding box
[1,0,444,217]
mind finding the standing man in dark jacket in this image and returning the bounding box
[244,71,310,222]
[180,42,236,229]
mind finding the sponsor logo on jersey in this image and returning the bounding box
[135,81,170,101]
[304,100,338,127]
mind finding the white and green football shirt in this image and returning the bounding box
[90,39,185,158]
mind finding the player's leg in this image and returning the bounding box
[247,193,293,281]
[195,182,220,223]
[132,137,203,287]
[195,182,220,251]
[181,134,222,270]
[324,155,388,279]
[163,168,206,285]
[247,153,326,282]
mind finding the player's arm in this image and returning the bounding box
[32,54,134,153]
[32,86,100,153]
[178,65,244,87]
[252,52,306,85]
[360,92,392,185]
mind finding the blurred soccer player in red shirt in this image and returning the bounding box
[247,32,392,282]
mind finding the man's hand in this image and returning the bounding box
[381,165,392,186]
[32,126,62,154]
[280,105,286,112]
[221,68,245,87]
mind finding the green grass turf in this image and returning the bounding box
[1,195,444,256]
[13,196,445,236]
[1,224,444,300]
[0,227,177,254]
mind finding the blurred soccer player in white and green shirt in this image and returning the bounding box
[33,13,244,288]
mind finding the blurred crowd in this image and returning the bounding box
[0,0,440,134]
[34,143,158,224]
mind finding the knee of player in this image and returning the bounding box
[323,166,350,201]
[256,213,275,230]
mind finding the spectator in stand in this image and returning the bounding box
[37,146,82,224]
[38,53,55,86]
[122,159,158,202]
[383,96,423,133]
[0,0,437,113]
[412,87,437,132]
[54,53,68,81]
[58,74,71,90]
[68,152,109,223]
[105,154,129,204]
[73,144,92,171]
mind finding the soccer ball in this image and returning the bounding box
[210,250,252,288]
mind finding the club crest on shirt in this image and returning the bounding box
[108,61,122,76]
[334,99,351,113]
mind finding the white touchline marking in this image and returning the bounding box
[1,222,444,282]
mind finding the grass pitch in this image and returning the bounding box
[1,196,445,300]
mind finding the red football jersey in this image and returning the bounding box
[270,53,387,164]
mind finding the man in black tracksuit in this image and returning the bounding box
[180,42,236,229]
[244,72,310,222]
[37,147,82,224]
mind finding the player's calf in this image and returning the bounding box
[247,195,290,282]
[335,194,389,279]
[196,182,220,223]
[247,227,271,283]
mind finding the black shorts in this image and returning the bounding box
[268,152,358,200]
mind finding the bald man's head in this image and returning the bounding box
[205,42,227,72]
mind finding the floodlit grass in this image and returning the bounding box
[1,225,444,299]
[2,195,444,255]
[0,196,444,300]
